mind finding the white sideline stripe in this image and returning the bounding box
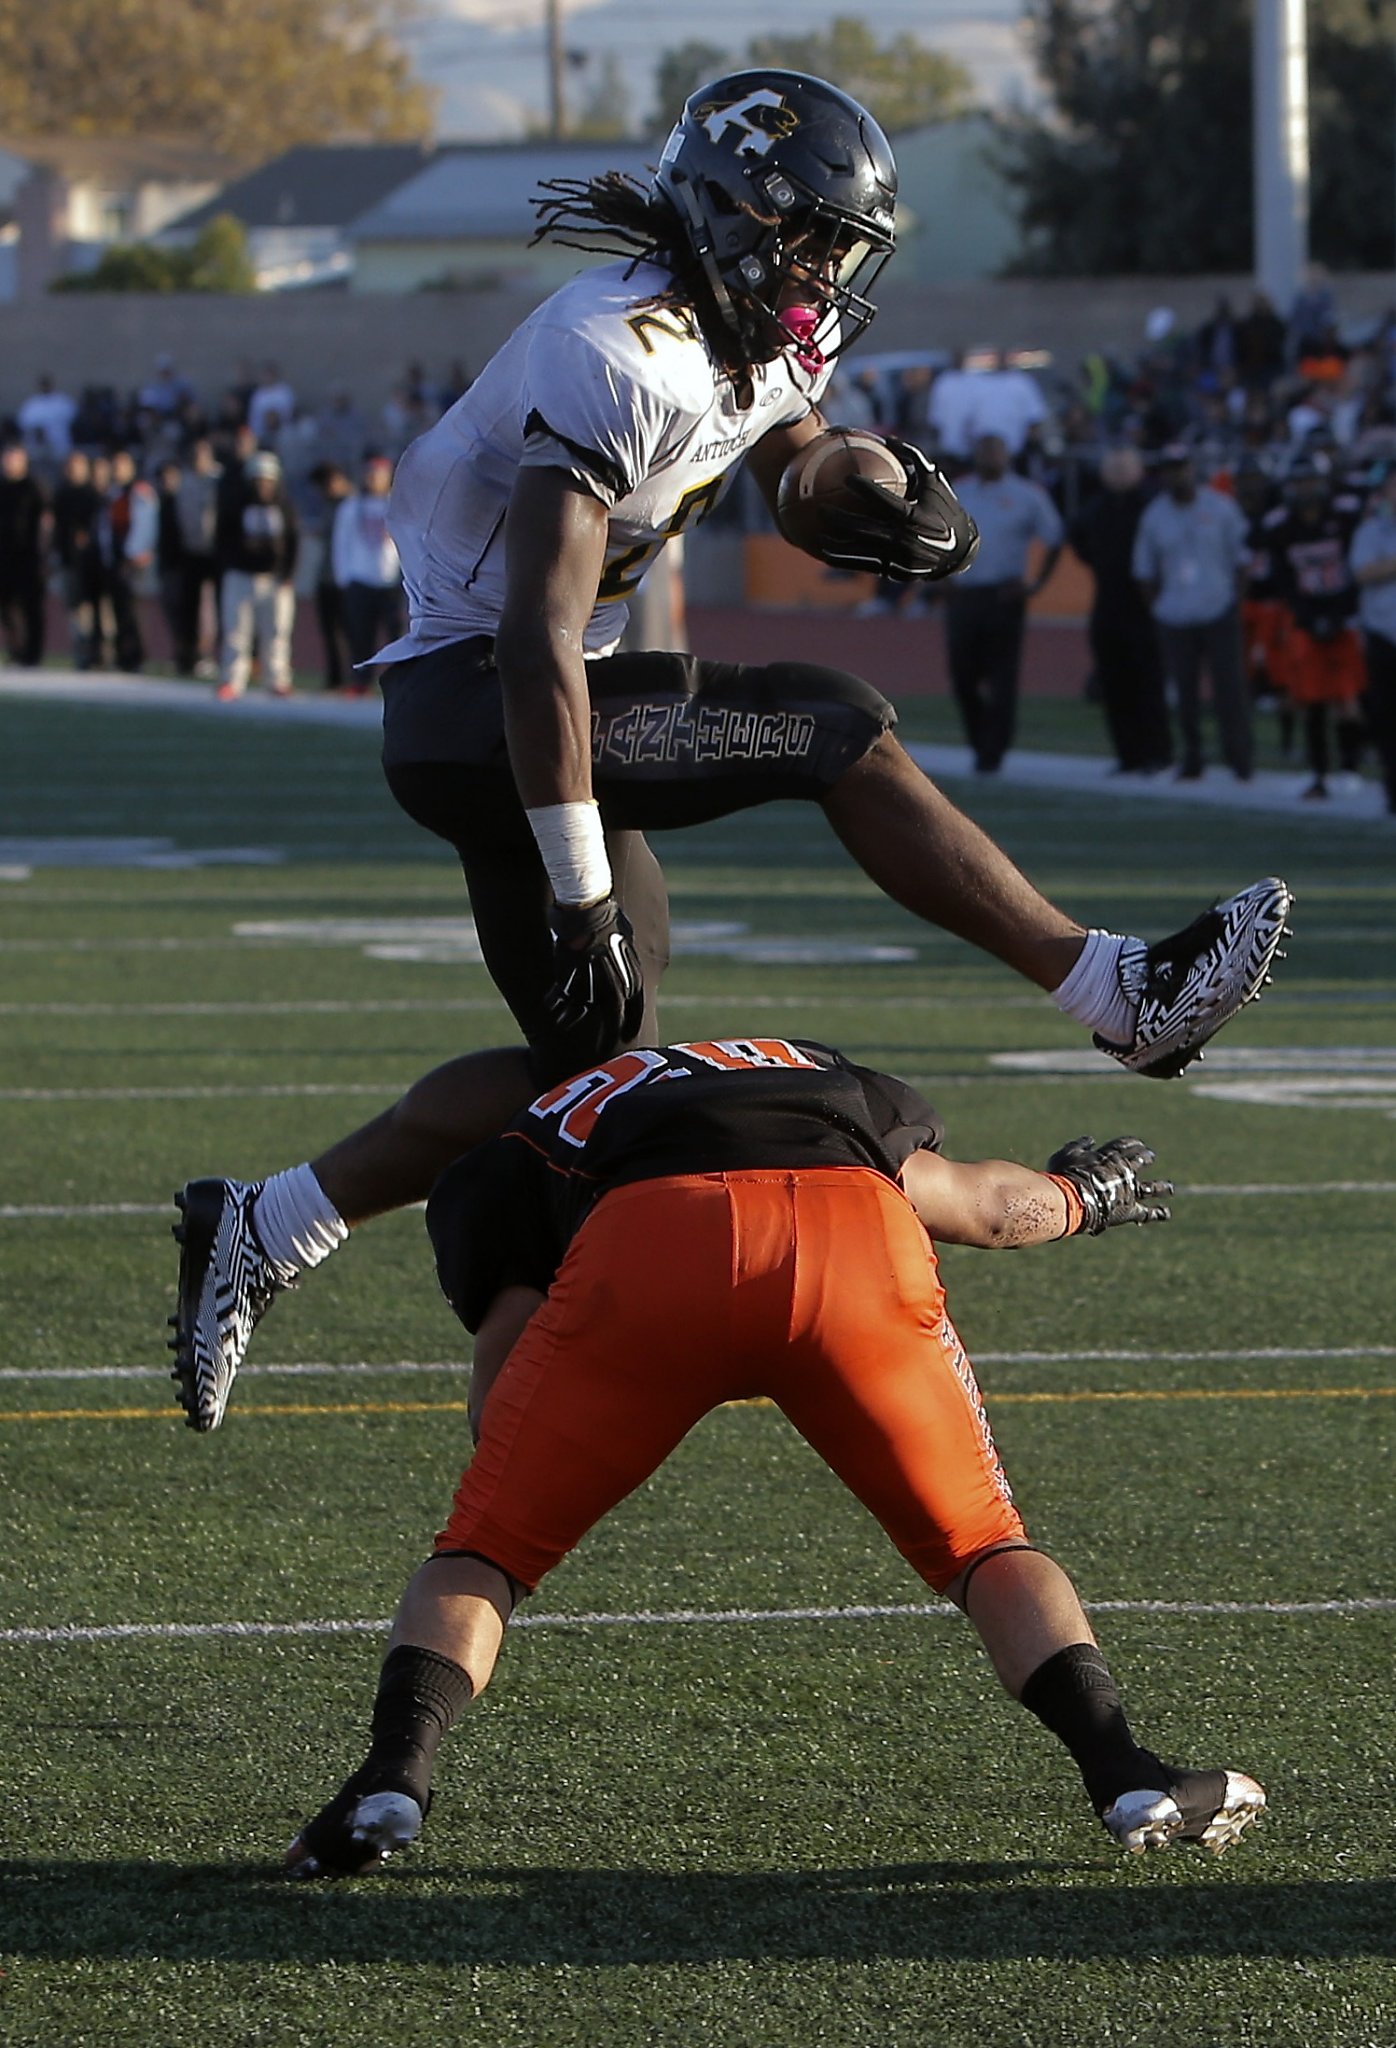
[5,1596,1396,1647]
[1186,1182,1396,1196]
[0,994,1057,1016]
[0,1203,172,1219]
[3,1344,1394,1384]
[0,1084,403,1103]
[0,992,1390,1015]
[6,1183,1396,1221]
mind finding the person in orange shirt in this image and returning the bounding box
[279,1037,1265,1880]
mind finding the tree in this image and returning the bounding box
[0,0,433,164]
[1000,0,1396,275]
[572,52,634,141]
[744,18,974,132]
[651,19,974,136]
[652,42,734,133]
[52,214,258,293]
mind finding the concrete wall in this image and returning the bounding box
[3,269,1396,420]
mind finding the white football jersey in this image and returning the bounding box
[376,260,829,662]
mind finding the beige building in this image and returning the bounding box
[156,143,439,292]
[349,141,657,295]
[0,136,231,300]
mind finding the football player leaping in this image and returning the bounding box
[170,70,1291,1433]
[276,1036,1265,1876]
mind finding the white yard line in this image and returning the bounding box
[3,1345,1394,1383]
[4,1596,1395,1647]
[0,1084,405,1103]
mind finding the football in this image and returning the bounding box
[775,429,908,554]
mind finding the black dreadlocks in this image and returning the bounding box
[529,173,744,361]
[529,173,680,268]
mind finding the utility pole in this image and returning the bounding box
[547,0,566,141]
[1252,0,1309,312]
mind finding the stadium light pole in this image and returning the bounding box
[1252,0,1310,314]
[547,0,567,140]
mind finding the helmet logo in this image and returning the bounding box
[696,88,798,158]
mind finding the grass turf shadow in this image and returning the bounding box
[3,1860,1394,1966]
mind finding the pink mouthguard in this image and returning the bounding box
[780,305,825,374]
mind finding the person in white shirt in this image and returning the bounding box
[17,374,77,462]
[927,353,982,465]
[247,362,297,444]
[962,353,1050,458]
[332,453,403,687]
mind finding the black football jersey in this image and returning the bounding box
[1263,499,1362,632]
[426,1038,944,1331]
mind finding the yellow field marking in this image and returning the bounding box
[0,1399,472,1424]
[2,1386,1396,1425]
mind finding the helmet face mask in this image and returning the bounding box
[653,70,897,369]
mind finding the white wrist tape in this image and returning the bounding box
[526,800,612,907]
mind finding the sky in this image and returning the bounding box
[402,0,1036,141]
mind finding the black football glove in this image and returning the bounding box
[813,435,980,583]
[531,895,645,1084]
[1045,1134,1173,1236]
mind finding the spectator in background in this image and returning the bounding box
[247,362,296,444]
[0,442,49,667]
[154,457,188,672]
[927,351,979,470]
[962,349,1050,463]
[51,450,106,669]
[1350,462,1396,815]
[216,449,299,700]
[1194,297,1237,381]
[1233,457,1291,751]
[1233,293,1287,392]
[942,433,1065,774]
[173,438,224,678]
[1263,454,1365,800]
[1069,447,1171,776]
[17,373,77,463]
[305,462,355,690]
[381,382,435,460]
[1132,447,1252,782]
[438,360,473,410]
[331,453,402,685]
[138,353,194,419]
[1288,268,1338,366]
[313,385,369,476]
[100,449,158,673]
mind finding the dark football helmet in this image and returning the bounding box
[652,70,897,368]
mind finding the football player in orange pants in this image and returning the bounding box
[280,1037,1266,1878]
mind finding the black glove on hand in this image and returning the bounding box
[533,895,644,1083]
[814,436,981,583]
[1046,1134,1173,1236]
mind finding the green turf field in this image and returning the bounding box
[2,694,1394,2048]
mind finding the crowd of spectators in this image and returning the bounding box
[0,353,467,693]
[827,270,1396,808]
[4,283,1396,808]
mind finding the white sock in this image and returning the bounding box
[252,1164,349,1276]
[1051,930,1145,1044]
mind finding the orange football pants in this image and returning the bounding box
[435,1167,1025,1592]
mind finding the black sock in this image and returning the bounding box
[1019,1643,1167,1814]
[349,1644,475,1809]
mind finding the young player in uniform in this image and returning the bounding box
[277,1036,1266,1879]
[1262,454,1366,799]
[168,69,1291,1434]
